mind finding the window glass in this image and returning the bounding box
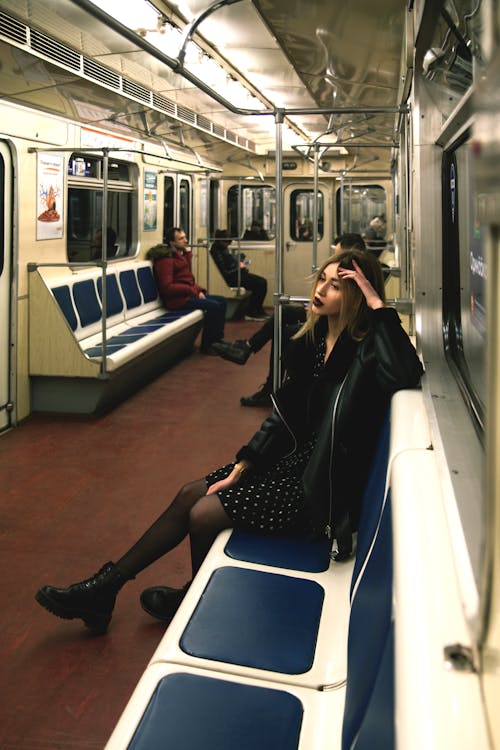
[290,189,324,241]
[455,142,486,409]
[67,154,135,262]
[227,184,275,239]
[67,189,132,261]
[163,176,174,241]
[180,179,190,236]
[336,184,386,238]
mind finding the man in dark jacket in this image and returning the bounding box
[210,229,268,320]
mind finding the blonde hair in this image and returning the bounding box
[294,250,386,342]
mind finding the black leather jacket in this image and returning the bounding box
[236,307,424,556]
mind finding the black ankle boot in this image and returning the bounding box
[35,562,130,634]
[140,581,191,622]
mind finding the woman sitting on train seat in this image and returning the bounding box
[217,233,368,408]
[146,227,232,355]
[35,249,423,634]
[210,229,269,320]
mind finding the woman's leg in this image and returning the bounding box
[188,494,233,575]
[114,479,208,577]
[35,479,208,632]
[138,493,233,622]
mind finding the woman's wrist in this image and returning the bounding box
[234,461,250,475]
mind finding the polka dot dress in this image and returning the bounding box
[206,334,326,534]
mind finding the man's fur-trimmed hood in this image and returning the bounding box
[146,244,175,261]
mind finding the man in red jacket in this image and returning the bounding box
[147,228,230,354]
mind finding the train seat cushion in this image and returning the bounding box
[341,491,393,750]
[180,566,324,674]
[224,530,331,572]
[96,274,124,318]
[127,672,303,750]
[52,285,78,331]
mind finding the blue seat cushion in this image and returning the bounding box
[97,275,124,317]
[128,672,303,750]
[52,285,78,331]
[181,567,324,674]
[84,331,148,357]
[137,266,159,303]
[351,624,395,750]
[73,279,101,327]
[225,530,331,572]
[119,269,142,310]
[342,492,393,750]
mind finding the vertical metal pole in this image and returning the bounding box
[205,171,211,292]
[312,143,319,273]
[100,148,109,377]
[236,179,242,292]
[273,110,284,391]
[340,172,344,235]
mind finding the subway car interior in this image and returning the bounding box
[0,0,499,748]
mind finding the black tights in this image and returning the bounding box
[114,479,233,581]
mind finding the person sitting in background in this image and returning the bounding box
[210,229,268,321]
[362,216,387,257]
[216,233,368,407]
[91,227,117,260]
[146,227,232,356]
[243,221,269,241]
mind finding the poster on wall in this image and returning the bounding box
[36,153,64,240]
[144,171,158,231]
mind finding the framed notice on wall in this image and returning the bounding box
[36,153,64,240]
[144,171,158,231]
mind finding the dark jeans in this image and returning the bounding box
[248,305,307,391]
[249,304,307,353]
[228,269,267,316]
[182,294,227,350]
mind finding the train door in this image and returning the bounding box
[0,141,12,431]
[283,182,331,296]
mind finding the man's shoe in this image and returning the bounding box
[140,582,191,622]
[216,340,252,365]
[240,387,272,407]
[201,341,229,355]
[244,312,270,321]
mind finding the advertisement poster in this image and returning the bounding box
[144,171,158,231]
[470,188,486,337]
[36,153,64,240]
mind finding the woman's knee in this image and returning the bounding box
[172,479,207,512]
[189,495,232,534]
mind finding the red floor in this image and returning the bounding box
[0,320,270,750]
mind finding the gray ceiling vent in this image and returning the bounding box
[0,11,27,46]
[30,28,81,71]
[0,9,256,154]
[83,58,120,89]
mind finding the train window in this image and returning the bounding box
[227,184,276,239]
[290,189,324,241]
[179,179,190,235]
[163,176,174,242]
[442,142,485,434]
[336,184,386,237]
[67,154,136,262]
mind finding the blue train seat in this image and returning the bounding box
[126,672,303,750]
[341,490,394,750]
[180,566,324,674]
[28,261,203,413]
[224,531,331,572]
